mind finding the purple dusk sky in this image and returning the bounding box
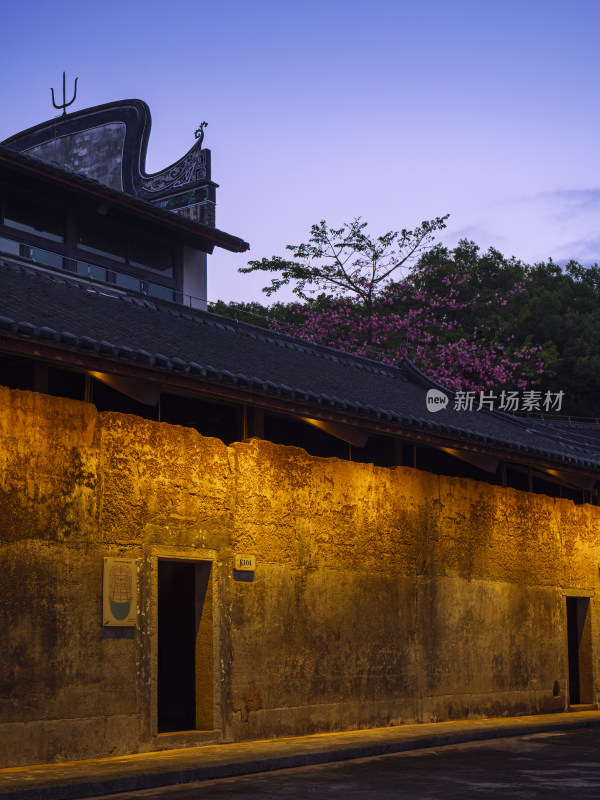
[1,0,599,304]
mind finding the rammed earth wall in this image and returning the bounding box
[1,386,599,767]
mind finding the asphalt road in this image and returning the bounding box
[89,728,600,799]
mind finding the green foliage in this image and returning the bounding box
[239,216,449,304]
[416,241,600,416]
[207,299,297,330]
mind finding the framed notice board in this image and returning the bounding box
[103,557,138,626]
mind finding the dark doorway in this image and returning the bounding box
[566,596,593,705]
[157,560,213,733]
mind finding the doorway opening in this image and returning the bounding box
[566,596,593,706]
[157,560,213,733]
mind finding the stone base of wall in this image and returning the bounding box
[0,715,140,769]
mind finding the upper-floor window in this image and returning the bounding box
[77,216,126,262]
[3,192,64,243]
[76,214,175,279]
[129,235,174,276]
[0,187,178,299]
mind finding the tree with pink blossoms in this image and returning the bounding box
[240,216,449,345]
[238,219,545,393]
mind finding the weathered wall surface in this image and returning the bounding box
[1,386,599,767]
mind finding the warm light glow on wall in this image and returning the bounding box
[439,447,498,474]
[299,416,368,447]
[87,370,160,405]
[542,468,595,492]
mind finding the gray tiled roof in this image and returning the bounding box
[1,257,600,473]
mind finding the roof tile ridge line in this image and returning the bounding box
[522,425,600,454]
[0,256,28,275]
[402,357,455,392]
[402,358,535,431]
[201,309,406,376]
[0,256,47,279]
[23,261,75,288]
[524,418,595,441]
[0,254,138,298]
[394,413,566,462]
[34,259,168,305]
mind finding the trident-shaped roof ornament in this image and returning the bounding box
[51,72,78,116]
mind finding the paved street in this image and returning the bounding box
[89,727,600,799]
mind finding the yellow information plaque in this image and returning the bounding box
[234,554,256,571]
[103,558,138,626]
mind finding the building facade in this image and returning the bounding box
[1,101,600,768]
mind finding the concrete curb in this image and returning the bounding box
[3,712,600,800]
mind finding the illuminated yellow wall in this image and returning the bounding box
[1,386,599,767]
